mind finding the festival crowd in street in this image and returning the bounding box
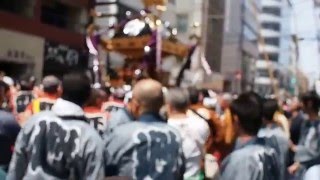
[0,71,320,180]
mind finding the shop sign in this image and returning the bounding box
[0,29,44,64]
[0,49,35,63]
[44,41,80,67]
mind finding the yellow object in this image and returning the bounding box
[223,108,236,145]
[32,99,41,114]
[274,111,290,138]
[142,0,167,7]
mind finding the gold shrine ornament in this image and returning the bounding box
[142,0,167,8]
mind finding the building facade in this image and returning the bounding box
[254,0,295,96]
[0,0,90,80]
[255,0,283,95]
[314,0,320,74]
[202,0,261,92]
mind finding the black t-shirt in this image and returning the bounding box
[0,110,20,166]
[290,111,305,145]
[15,91,34,113]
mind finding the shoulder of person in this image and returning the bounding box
[109,121,182,140]
[0,110,16,120]
[104,122,183,155]
[222,146,278,178]
[274,113,288,122]
[0,110,20,132]
[222,148,260,171]
[106,122,143,136]
[188,112,210,128]
[108,108,129,119]
[82,126,104,146]
[22,111,55,127]
[235,144,276,163]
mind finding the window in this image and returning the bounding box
[262,23,280,31]
[176,14,189,33]
[263,7,281,16]
[259,53,279,62]
[257,69,278,78]
[0,0,35,18]
[257,69,269,77]
[41,0,88,33]
[264,38,280,46]
[268,54,279,61]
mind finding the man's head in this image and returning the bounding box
[86,88,106,108]
[61,71,91,107]
[19,75,34,91]
[290,97,301,112]
[42,75,61,95]
[262,99,279,122]
[230,92,263,136]
[301,91,320,115]
[131,79,164,118]
[112,88,126,101]
[188,87,201,105]
[220,93,233,110]
[166,88,189,115]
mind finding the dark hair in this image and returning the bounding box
[86,88,104,107]
[166,88,189,112]
[0,81,10,94]
[188,87,200,105]
[0,81,9,104]
[230,92,263,136]
[61,71,91,107]
[108,69,120,80]
[262,99,279,121]
[42,75,61,94]
[301,91,320,113]
[103,86,111,97]
[0,80,9,101]
[19,75,34,91]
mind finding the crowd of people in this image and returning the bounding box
[0,71,320,180]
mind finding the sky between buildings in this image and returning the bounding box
[293,0,320,87]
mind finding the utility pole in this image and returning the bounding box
[287,0,300,96]
[313,0,320,82]
[201,0,209,60]
[239,0,245,93]
[292,35,300,96]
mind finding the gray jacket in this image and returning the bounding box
[104,108,134,135]
[258,124,289,180]
[221,137,281,180]
[7,99,104,180]
[295,120,320,169]
[104,113,185,180]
